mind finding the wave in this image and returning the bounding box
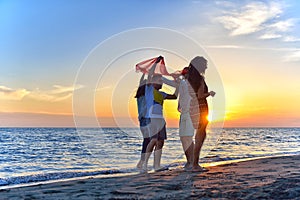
[1,152,299,189]
[0,163,185,188]
[0,168,132,187]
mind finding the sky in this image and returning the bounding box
[0,0,300,127]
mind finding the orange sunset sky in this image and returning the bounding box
[1,0,300,127]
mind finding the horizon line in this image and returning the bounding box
[1,126,299,129]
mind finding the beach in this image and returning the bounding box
[1,155,299,199]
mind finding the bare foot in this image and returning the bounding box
[183,163,193,171]
[192,165,208,172]
[154,166,169,172]
[142,162,148,173]
[136,160,143,169]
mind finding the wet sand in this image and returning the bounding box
[1,155,300,199]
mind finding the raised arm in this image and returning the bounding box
[162,77,178,88]
[139,73,146,86]
[164,80,179,100]
[147,56,163,84]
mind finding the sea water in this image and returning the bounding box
[0,127,299,187]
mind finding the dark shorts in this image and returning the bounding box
[150,124,167,141]
[139,117,151,127]
[139,117,151,138]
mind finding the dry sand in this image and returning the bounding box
[1,155,300,199]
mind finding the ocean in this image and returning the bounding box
[0,127,300,188]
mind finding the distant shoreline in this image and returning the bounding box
[1,126,300,128]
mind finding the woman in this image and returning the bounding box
[167,68,195,170]
[177,68,195,170]
[162,67,194,170]
[188,56,215,172]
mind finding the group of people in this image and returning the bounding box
[135,56,215,172]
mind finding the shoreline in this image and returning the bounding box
[1,153,297,190]
[1,154,300,199]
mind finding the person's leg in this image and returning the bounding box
[137,120,151,169]
[143,138,157,171]
[153,121,167,171]
[141,137,151,160]
[137,137,151,169]
[153,139,164,170]
[192,124,207,170]
[180,136,194,169]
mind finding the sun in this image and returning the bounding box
[207,113,212,122]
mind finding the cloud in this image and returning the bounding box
[215,1,236,8]
[217,1,296,40]
[205,44,300,62]
[0,84,83,102]
[0,86,30,100]
[96,85,112,91]
[50,85,83,94]
[28,84,84,102]
[205,45,300,52]
[217,1,283,36]
[205,45,245,49]
[259,33,282,39]
[282,50,300,62]
[283,36,300,42]
[268,19,295,32]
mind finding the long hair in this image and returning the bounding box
[187,56,207,93]
[187,64,204,93]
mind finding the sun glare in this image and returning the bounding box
[206,115,210,122]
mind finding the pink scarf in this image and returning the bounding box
[135,56,170,75]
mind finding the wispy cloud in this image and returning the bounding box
[269,19,295,32]
[0,86,29,100]
[259,33,282,39]
[50,85,84,94]
[0,84,83,102]
[205,44,300,52]
[217,1,297,41]
[283,36,300,42]
[282,50,300,62]
[217,1,283,36]
[206,43,300,62]
[205,45,246,49]
[96,85,112,91]
[28,85,84,102]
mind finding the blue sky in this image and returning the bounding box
[1,1,190,87]
[1,0,299,85]
[1,0,300,127]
